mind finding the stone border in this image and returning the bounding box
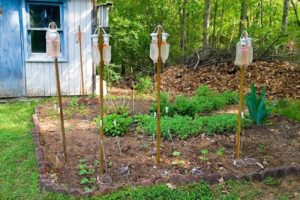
[32,107,300,196]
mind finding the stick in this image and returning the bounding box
[79,26,85,95]
[98,29,105,174]
[156,26,162,165]
[235,65,246,159]
[54,58,67,162]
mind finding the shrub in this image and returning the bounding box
[150,92,172,116]
[195,85,213,97]
[245,83,270,125]
[173,95,196,116]
[94,113,133,136]
[135,76,153,93]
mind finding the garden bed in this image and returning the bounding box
[33,97,300,196]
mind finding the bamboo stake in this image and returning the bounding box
[78,26,85,95]
[54,58,67,162]
[235,65,246,159]
[156,26,162,165]
[98,29,105,174]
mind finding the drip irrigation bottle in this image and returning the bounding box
[150,33,159,63]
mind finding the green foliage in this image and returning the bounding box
[258,144,266,153]
[273,99,300,122]
[104,64,122,86]
[135,76,153,93]
[78,159,97,192]
[65,96,88,117]
[245,83,270,125]
[136,114,251,139]
[216,147,225,157]
[172,151,181,157]
[150,85,238,117]
[94,113,133,136]
[201,149,209,155]
[150,92,172,116]
[264,177,281,186]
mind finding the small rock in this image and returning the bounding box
[97,174,113,185]
[256,162,264,169]
[117,166,129,176]
[191,167,204,176]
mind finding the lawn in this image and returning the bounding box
[0,100,298,200]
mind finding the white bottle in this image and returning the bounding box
[161,33,170,63]
[150,33,159,63]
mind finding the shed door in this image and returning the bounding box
[0,0,24,97]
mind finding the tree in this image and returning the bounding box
[282,0,289,33]
[239,0,247,35]
[202,0,211,50]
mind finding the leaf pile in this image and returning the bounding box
[160,61,300,99]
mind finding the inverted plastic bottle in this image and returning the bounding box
[161,32,170,63]
[150,33,159,63]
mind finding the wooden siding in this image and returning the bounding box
[0,0,25,97]
[25,0,93,96]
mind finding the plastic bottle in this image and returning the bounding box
[150,33,159,63]
[161,32,170,63]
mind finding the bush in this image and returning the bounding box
[135,76,153,93]
[136,114,251,139]
[245,83,270,125]
[94,113,133,136]
[150,92,173,116]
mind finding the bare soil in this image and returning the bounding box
[36,98,300,193]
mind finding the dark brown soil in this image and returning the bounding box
[37,98,300,194]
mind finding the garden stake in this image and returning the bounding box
[54,58,68,162]
[98,29,105,174]
[78,25,85,95]
[131,67,135,114]
[156,26,162,165]
[235,65,246,159]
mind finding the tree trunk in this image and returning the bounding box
[291,0,300,26]
[282,0,289,33]
[179,0,188,58]
[203,0,211,50]
[260,0,263,27]
[211,0,218,47]
[239,0,247,35]
[217,0,225,48]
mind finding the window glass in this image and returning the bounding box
[31,31,46,53]
[29,4,61,28]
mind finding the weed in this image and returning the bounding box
[135,76,153,93]
[78,159,97,192]
[172,151,181,157]
[258,144,266,153]
[264,176,281,186]
[273,99,300,122]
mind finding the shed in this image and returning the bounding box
[0,0,95,97]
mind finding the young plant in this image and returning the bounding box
[94,113,133,136]
[135,76,153,93]
[264,176,281,186]
[172,151,181,157]
[78,159,97,192]
[258,144,266,153]
[245,83,270,125]
[215,147,225,157]
[200,149,209,161]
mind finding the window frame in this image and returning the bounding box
[24,0,68,62]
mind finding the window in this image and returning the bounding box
[26,1,67,61]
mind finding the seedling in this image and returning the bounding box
[200,149,209,161]
[258,144,266,153]
[172,151,181,157]
[216,147,225,157]
[78,159,97,192]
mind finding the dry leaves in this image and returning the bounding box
[161,61,300,99]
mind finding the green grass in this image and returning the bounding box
[0,100,298,199]
[272,99,300,122]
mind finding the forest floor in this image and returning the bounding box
[160,61,300,99]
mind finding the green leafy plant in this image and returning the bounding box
[273,99,300,122]
[200,149,209,161]
[172,151,181,157]
[245,83,270,125]
[258,144,266,153]
[94,113,133,136]
[215,147,225,157]
[264,176,281,186]
[78,159,97,192]
[135,76,153,93]
[149,92,172,116]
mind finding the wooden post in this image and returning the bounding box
[78,26,85,95]
[54,58,67,162]
[235,65,246,159]
[98,29,105,174]
[156,26,162,164]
